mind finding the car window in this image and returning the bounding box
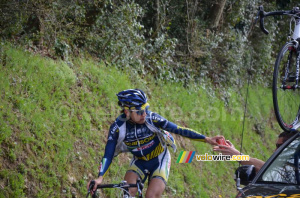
[258,136,300,184]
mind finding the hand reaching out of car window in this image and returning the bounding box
[213,140,242,156]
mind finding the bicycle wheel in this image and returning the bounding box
[273,41,300,132]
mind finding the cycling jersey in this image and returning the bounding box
[98,111,206,178]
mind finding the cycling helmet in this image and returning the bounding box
[117,89,148,110]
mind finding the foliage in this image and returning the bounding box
[0,0,296,87]
[86,1,178,81]
[0,44,281,197]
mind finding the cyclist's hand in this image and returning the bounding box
[87,177,103,195]
[205,135,225,145]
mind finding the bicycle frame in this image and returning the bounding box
[280,41,300,90]
[292,18,300,40]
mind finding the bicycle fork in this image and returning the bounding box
[292,51,300,127]
[296,52,300,89]
[281,48,300,90]
[280,47,300,127]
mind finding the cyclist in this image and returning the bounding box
[88,89,224,197]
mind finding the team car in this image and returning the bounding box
[235,124,300,197]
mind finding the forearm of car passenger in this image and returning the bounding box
[241,157,265,173]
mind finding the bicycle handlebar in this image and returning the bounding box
[86,180,144,198]
[257,5,300,35]
[96,183,140,188]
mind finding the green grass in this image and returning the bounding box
[0,43,281,197]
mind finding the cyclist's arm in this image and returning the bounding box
[151,112,206,142]
[98,123,119,177]
[165,122,207,141]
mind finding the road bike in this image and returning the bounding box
[86,179,144,198]
[257,5,300,131]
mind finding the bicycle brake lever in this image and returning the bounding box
[257,6,269,35]
[86,181,96,198]
[254,7,261,24]
[258,5,264,13]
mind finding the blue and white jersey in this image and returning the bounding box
[98,111,206,177]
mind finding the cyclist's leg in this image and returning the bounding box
[125,158,148,196]
[124,171,140,196]
[145,149,171,198]
[145,178,165,198]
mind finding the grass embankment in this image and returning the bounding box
[0,44,281,197]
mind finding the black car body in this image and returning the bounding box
[236,131,300,198]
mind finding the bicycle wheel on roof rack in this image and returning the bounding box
[273,41,300,132]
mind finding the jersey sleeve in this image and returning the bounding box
[151,112,206,141]
[98,122,119,177]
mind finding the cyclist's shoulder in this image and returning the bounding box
[109,114,127,131]
[114,114,127,125]
[148,111,168,123]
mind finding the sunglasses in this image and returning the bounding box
[130,109,147,115]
